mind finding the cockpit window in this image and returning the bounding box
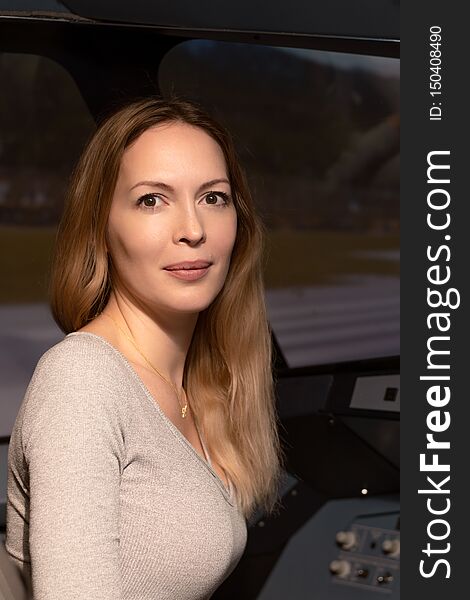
[0,53,95,303]
[159,40,400,367]
[0,52,95,437]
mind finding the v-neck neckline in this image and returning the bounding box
[66,331,234,505]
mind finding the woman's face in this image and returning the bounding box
[106,121,238,315]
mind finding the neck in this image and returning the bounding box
[100,289,199,389]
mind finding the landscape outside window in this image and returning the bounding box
[159,40,400,367]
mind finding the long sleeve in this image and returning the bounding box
[6,333,247,600]
[20,347,126,600]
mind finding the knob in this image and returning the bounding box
[329,560,352,578]
[336,530,357,550]
[382,538,400,558]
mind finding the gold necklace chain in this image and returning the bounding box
[101,312,188,418]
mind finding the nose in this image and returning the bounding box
[173,200,206,246]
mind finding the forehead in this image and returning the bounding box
[120,121,228,182]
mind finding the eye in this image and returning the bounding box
[136,193,164,210]
[202,191,231,206]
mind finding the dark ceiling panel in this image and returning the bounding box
[61,0,400,40]
[0,0,70,11]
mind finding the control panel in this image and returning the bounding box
[257,494,400,599]
[330,524,400,593]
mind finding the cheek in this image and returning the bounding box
[215,212,238,257]
[107,221,163,267]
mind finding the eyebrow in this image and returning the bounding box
[129,178,230,194]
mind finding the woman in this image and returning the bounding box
[5,97,285,599]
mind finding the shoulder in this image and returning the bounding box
[36,332,126,380]
[18,333,134,454]
[27,331,135,403]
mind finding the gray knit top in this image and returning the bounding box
[5,332,247,599]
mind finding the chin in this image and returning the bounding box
[178,298,217,313]
[157,296,218,315]
[163,284,224,311]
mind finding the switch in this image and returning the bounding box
[377,572,394,584]
[356,568,369,579]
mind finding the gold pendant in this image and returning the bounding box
[181,405,187,418]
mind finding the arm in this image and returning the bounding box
[22,349,125,600]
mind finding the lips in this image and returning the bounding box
[164,260,212,270]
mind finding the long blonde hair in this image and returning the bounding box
[49,96,285,520]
